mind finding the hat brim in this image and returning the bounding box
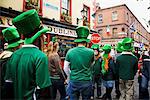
[24,27,50,44]
[74,39,90,43]
[121,46,133,51]
[7,39,23,49]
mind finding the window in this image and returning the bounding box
[83,5,90,28]
[60,0,72,23]
[61,0,71,16]
[23,0,43,16]
[122,28,125,32]
[98,29,103,34]
[112,11,118,21]
[112,28,118,37]
[98,14,103,24]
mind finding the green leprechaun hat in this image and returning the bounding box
[121,37,133,51]
[74,26,90,43]
[102,44,112,51]
[91,44,100,50]
[12,9,49,44]
[115,41,123,53]
[2,27,23,49]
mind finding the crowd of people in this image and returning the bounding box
[0,9,150,100]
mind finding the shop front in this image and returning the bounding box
[0,7,97,66]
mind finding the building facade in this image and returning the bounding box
[95,4,150,50]
[0,0,97,56]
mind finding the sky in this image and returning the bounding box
[97,0,150,32]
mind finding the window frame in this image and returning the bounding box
[112,27,118,37]
[60,0,72,16]
[97,14,103,24]
[83,4,90,27]
[112,11,118,21]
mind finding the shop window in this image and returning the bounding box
[83,5,90,28]
[60,0,72,24]
[112,11,118,21]
[23,0,43,16]
[98,14,103,24]
[112,28,118,37]
[98,29,103,34]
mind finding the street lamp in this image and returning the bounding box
[76,8,87,25]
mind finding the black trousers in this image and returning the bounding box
[51,79,66,100]
[91,75,102,97]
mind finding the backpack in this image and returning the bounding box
[0,52,11,99]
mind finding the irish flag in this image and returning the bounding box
[106,25,110,35]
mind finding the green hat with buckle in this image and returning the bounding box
[121,37,133,51]
[116,41,123,52]
[91,44,100,49]
[2,27,23,49]
[74,26,90,43]
[12,9,49,44]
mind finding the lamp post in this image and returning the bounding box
[76,8,87,25]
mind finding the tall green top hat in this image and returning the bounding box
[74,26,90,43]
[121,37,133,51]
[2,27,23,49]
[91,44,100,50]
[116,41,123,52]
[12,9,49,44]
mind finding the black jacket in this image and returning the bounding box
[142,55,150,80]
[102,58,116,81]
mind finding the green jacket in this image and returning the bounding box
[116,52,138,80]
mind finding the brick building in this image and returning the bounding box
[95,4,150,50]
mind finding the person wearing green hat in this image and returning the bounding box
[116,37,138,100]
[64,26,94,100]
[0,27,23,99]
[90,44,102,99]
[101,44,116,100]
[5,9,52,99]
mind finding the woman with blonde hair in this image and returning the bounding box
[47,37,67,100]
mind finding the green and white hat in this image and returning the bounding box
[74,26,90,43]
[121,37,133,51]
[2,27,23,49]
[12,9,50,44]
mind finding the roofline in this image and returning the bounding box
[97,4,150,34]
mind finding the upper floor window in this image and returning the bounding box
[83,5,90,28]
[98,14,103,24]
[23,0,43,16]
[112,28,118,37]
[126,13,129,22]
[61,0,71,16]
[60,0,72,23]
[112,11,118,21]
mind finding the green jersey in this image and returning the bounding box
[65,46,94,81]
[5,45,51,99]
